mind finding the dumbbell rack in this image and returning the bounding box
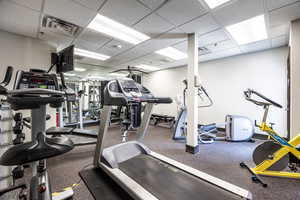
[0,102,15,199]
[0,102,27,200]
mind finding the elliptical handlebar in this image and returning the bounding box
[198,86,213,108]
[182,79,213,108]
[244,89,282,108]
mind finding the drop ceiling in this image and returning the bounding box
[0,0,298,76]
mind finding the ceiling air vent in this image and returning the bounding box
[41,15,82,37]
[198,47,211,55]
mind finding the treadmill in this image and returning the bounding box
[82,78,252,200]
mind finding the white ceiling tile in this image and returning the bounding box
[73,38,104,51]
[269,24,290,38]
[9,0,42,11]
[39,31,73,49]
[134,13,174,37]
[137,35,185,54]
[173,34,235,54]
[78,29,111,47]
[269,1,300,27]
[138,0,166,10]
[266,0,299,11]
[207,39,237,52]
[271,35,288,48]
[172,41,187,52]
[156,0,206,26]
[77,57,108,66]
[131,53,173,66]
[198,29,229,46]
[179,14,220,34]
[0,1,40,37]
[72,0,105,11]
[107,47,149,64]
[97,46,122,57]
[99,0,151,26]
[103,39,134,52]
[96,39,135,58]
[240,39,271,53]
[44,0,97,27]
[212,0,264,26]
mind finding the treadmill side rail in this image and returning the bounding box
[100,163,159,200]
[150,152,252,200]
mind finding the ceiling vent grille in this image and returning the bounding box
[41,15,82,37]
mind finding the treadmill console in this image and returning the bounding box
[118,79,142,98]
[14,70,59,91]
[103,79,172,106]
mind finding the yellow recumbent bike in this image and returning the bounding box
[240,89,300,187]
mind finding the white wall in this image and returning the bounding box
[0,30,56,139]
[144,47,288,136]
[290,19,300,139]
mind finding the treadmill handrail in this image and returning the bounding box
[8,88,64,95]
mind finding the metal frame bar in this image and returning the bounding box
[137,103,153,141]
[93,105,112,166]
[100,163,159,200]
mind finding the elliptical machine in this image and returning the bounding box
[173,80,254,144]
[0,66,74,200]
[173,79,216,144]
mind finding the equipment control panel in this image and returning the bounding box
[14,70,59,91]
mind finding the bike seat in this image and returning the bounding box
[0,132,74,166]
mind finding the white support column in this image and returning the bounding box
[186,33,199,154]
[290,19,300,139]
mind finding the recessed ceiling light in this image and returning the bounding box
[155,47,188,60]
[74,48,110,61]
[135,64,160,71]
[88,14,150,45]
[64,73,76,76]
[88,75,104,79]
[110,73,128,77]
[74,67,86,72]
[203,0,231,9]
[226,15,268,45]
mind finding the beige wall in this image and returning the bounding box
[0,30,56,139]
[144,47,288,136]
[290,19,300,139]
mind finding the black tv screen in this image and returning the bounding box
[56,45,74,73]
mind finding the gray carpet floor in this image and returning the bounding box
[28,126,300,199]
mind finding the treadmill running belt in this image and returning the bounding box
[119,155,242,200]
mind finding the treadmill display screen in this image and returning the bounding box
[119,80,139,93]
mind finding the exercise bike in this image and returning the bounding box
[240,89,300,187]
[0,66,75,200]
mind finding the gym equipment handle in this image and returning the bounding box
[244,89,282,108]
[146,97,173,104]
